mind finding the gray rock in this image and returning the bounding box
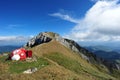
[23,67,38,74]
[103,60,120,70]
[24,32,52,47]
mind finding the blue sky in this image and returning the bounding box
[0,0,120,45]
[0,0,93,36]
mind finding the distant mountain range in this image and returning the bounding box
[0,45,21,53]
[85,45,120,69]
[85,45,120,59]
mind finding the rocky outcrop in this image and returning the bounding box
[24,32,52,47]
[103,60,120,70]
[24,32,120,70]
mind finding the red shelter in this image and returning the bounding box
[10,48,32,60]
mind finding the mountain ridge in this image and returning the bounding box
[24,32,120,70]
[0,32,120,80]
[24,32,102,65]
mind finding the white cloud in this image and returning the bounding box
[0,36,31,45]
[64,0,120,41]
[49,12,80,23]
[90,0,118,2]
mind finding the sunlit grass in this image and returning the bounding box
[0,55,49,73]
[45,52,116,80]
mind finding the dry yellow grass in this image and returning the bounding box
[31,40,74,57]
[0,62,9,74]
[30,40,116,80]
[0,64,96,80]
[31,41,108,73]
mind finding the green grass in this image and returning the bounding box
[111,69,120,79]
[0,53,118,80]
[45,52,116,80]
[45,53,95,75]
[45,52,84,74]
[0,56,6,62]
[0,56,49,73]
[8,58,49,73]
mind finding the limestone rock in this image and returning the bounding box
[24,32,52,47]
[23,67,38,74]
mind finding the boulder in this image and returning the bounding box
[23,67,38,74]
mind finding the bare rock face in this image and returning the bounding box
[24,32,52,47]
[24,32,120,70]
[103,60,120,70]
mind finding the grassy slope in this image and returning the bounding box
[0,40,118,80]
[31,41,117,80]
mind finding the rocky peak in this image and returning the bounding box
[24,32,120,70]
[24,32,99,63]
[24,32,52,47]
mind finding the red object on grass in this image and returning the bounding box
[26,50,32,58]
[10,48,32,60]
